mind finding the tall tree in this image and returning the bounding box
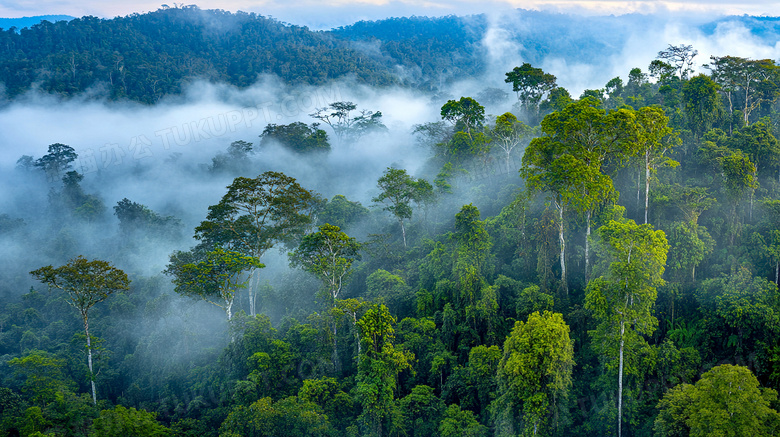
[440,96,486,140]
[30,256,130,405]
[167,247,262,322]
[490,112,533,170]
[683,74,721,140]
[719,150,758,245]
[356,304,413,437]
[635,106,678,224]
[373,167,430,248]
[706,55,780,126]
[195,171,319,316]
[289,223,361,304]
[310,101,386,144]
[656,44,698,80]
[522,97,637,291]
[585,220,669,437]
[289,223,361,370]
[655,365,780,437]
[505,63,557,123]
[34,143,78,182]
[493,311,574,437]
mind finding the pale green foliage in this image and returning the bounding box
[169,247,262,320]
[90,405,170,437]
[373,167,433,247]
[586,220,669,340]
[355,304,414,437]
[490,112,533,167]
[493,311,574,437]
[585,219,668,436]
[219,396,335,437]
[655,365,780,437]
[439,404,488,437]
[8,351,75,407]
[665,221,714,281]
[289,223,360,302]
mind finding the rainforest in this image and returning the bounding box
[1,5,780,437]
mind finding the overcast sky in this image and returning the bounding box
[1,0,779,29]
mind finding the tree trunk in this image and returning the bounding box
[400,219,407,248]
[585,210,591,284]
[637,167,642,214]
[775,260,779,287]
[248,268,258,317]
[333,322,340,374]
[645,150,650,225]
[83,314,97,405]
[618,318,625,437]
[558,203,567,296]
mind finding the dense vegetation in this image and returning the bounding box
[2,6,780,437]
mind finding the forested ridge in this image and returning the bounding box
[1,6,780,437]
[3,7,780,103]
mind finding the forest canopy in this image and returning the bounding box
[1,6,780,437]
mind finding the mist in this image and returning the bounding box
[2,9,780,403]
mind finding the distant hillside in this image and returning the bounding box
[0,15,74,30]
[0,7,397,103]
[0,7,778,103]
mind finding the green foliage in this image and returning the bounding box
[290,223,361,302]
[655,365,780,437]
[90,405,170,437]
[219,396,335,437]
[373,167,432,247]
[505,63,557,120]
[665,221,714,282]
[493,311,574,437]
[168,247,262,320]
[355,304,414,437]
[195,171,320,255]
[310,101,387,144]
[683,74,721,138]
[318,195,369,230]
[696,267,780,357]
[260,122,330,154]
[585,219,668,436]
[398,385,445,437]
[439,404,488,437]
[8,350,75,407]
[441,97,486,138]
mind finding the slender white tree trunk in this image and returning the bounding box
[645,151,651,224]
[248,268,258,317]
[400,219,407,248]
[585,210,591,284]
[618,318,625,437]
[558,203,567,296]
[83,314,97,405]
[226,298,233,320]
[637,167,642,213]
